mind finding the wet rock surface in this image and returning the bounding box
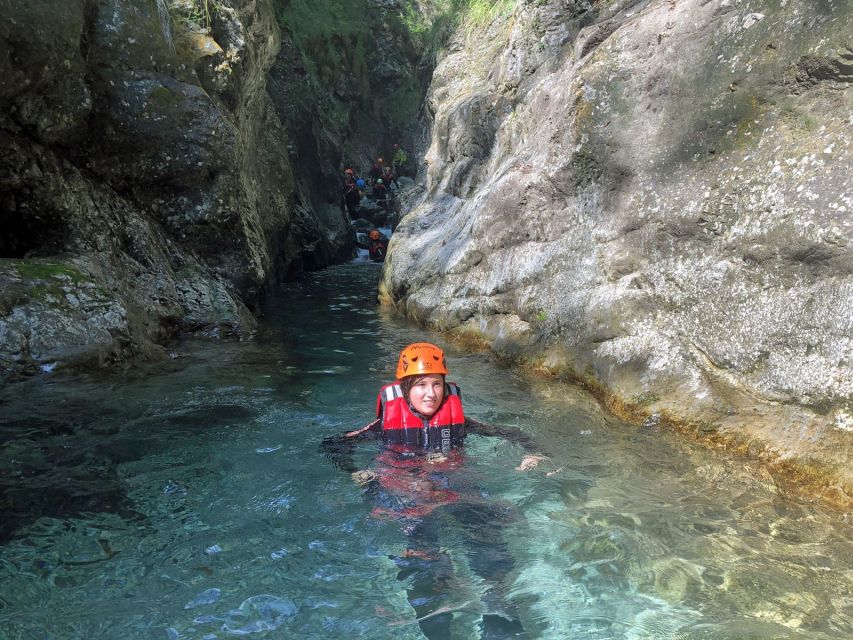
[381,0,853,503]
[0,0,352,378]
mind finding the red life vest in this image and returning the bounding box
[375,382,466,450]
[368,239,387,262]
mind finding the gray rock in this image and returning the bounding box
[0,0,351,379]
[381,0,853,502]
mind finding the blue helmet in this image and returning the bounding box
[356,179,365,188]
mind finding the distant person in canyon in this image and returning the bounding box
[372,178,388,209]
[367,229,388,263]
[341,166,360,191]
[322,342,544,639]
[368,157,384,185]
[392,143,408,177]
[343,171,362,218]
[382,164,399,189]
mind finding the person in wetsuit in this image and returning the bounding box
[322,342,545,639]
[367,229,388,263]
[372,178,389,211]
[392,143,408,178]
[343,173,362,218]
[382,164,399,189]
[368,158,384,185]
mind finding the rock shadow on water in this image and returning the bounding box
[0,399,258,544]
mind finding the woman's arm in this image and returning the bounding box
[465,417,538,451]
[465,417,548,470]
[320,418,380,473]
[345,418,381,438]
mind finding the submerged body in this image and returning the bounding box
[322,343,541,638]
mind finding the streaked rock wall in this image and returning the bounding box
[381,0,853,503]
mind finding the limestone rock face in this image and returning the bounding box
[0,0,351,377]
[381,0,853,501]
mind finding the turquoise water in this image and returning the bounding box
[1,263,851,639]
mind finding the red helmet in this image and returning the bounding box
[396,343,448,380]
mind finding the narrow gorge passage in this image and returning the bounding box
[1,265,850,639]
[1,0,851,638]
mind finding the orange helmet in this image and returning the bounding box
[369,229,381,240]
[396,342,448,379]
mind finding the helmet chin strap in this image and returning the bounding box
[408,402,428,420]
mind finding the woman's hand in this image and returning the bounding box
[346,418,381,438]
[515,454,548,471]
[351,469,378,485]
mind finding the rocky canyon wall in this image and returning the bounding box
[0,0,351,377]
[380,0,853,504]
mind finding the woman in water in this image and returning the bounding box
[322,342,544,638]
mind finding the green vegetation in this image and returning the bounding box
[466,0,515,29]
[779,101,820,135]
[385,74,425,131]
[11,260,85,283]
[732,95,768,147]
[631,391,660,406]
[274,0,373,82]
[148,85,181,108]
[273,1,518,135]
[195,0,219,30]
[274,0,378,128]
[0,259,89,311]
[399,0,517,59]
[172,0,220,31]
[154,0,222,51]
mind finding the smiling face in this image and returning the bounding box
[407,374,445,418]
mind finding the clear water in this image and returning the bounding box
[1,263,851,640]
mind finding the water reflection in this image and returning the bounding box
[0,263,851,639]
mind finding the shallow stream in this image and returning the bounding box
[1,263,851,639]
